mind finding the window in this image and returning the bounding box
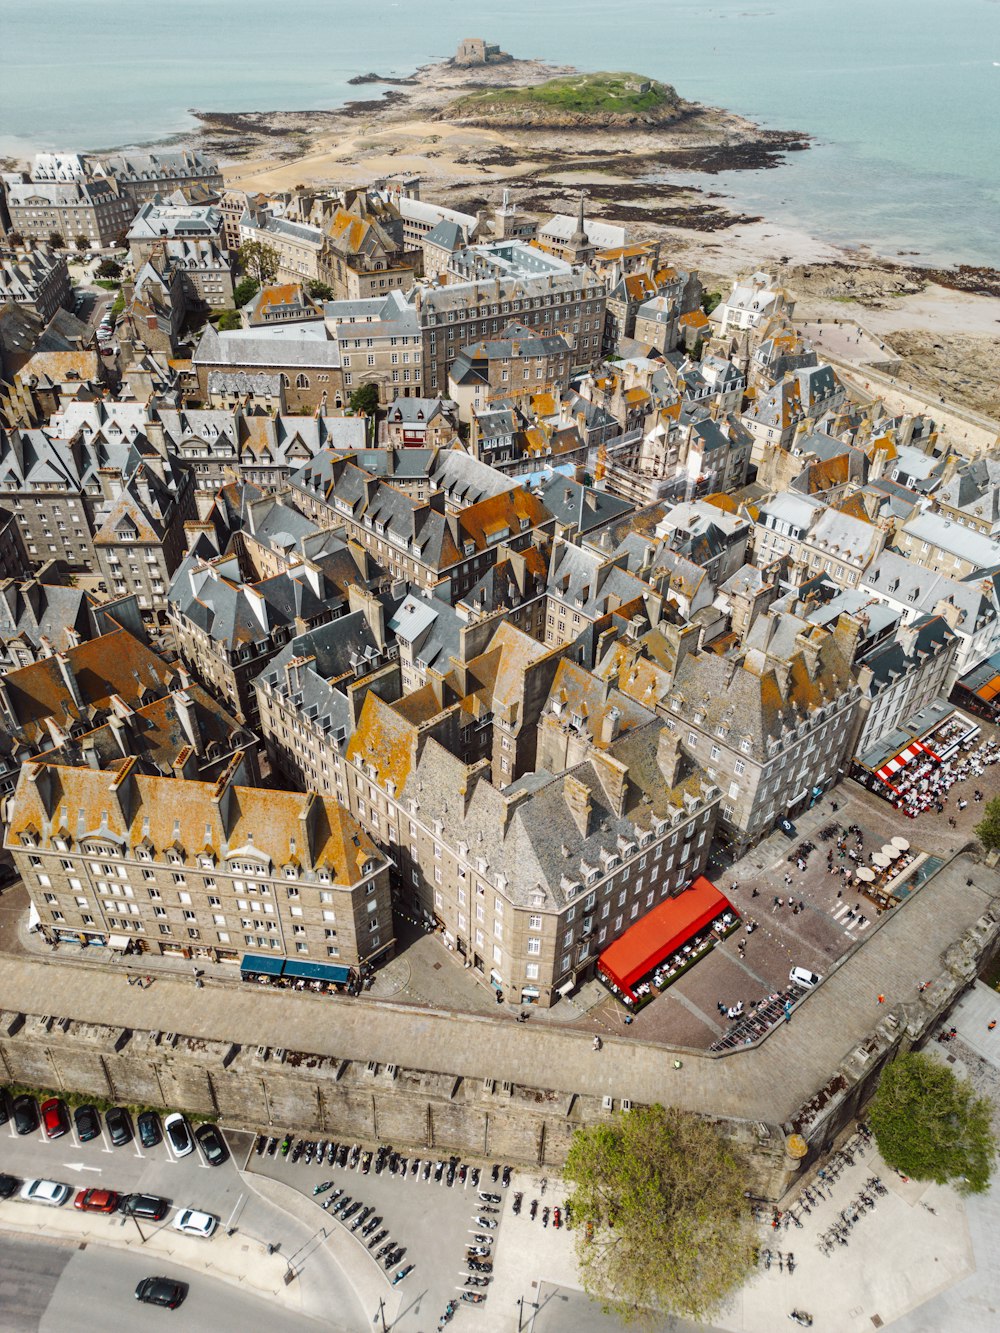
[526,963,539,980]
[528,914,542,930]
[527,937,541,955]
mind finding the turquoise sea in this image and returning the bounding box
[2,0,999,266]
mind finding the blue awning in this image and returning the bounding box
[240,952,283,977]
[282,959,352,983]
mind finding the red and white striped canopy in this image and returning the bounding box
[875,741,925,784]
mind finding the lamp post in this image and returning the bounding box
[373,1297,388,1332]
[516,1294,540,1331]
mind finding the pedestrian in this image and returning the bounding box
[989,1021,997,1032]
[877,994,885,1004]
[773,896,780,910]
[592,1036,602,1051]
[751,887,759,898]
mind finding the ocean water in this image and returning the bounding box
[2,0,999,266]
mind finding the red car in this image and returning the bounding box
[74,1188,120,1213]
[40,1097,69,1140]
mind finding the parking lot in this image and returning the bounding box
[246,1137,573,1330]
[0,1106,366,1328]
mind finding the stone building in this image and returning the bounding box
[6,755,392,968]
[4,177,130,249]
[167,547,353,723]
[191,324,344,413]
[30,149,224,212]
[285,457,554,600]
[342,677,719,1005]
[92,460,197,623]
[0,246,71,322]
[418,248,606,396]
[666,610,861,850]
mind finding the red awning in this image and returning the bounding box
[597,876,732,998]
[875,741,927,785]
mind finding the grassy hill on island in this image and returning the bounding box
[443,71,683,128]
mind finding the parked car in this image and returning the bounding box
[106,1106,133,1146]
[12,1095,38,1135]
[163,1112,193,1157]
[0,1088,10,1125]
[74,1188,120,1214]
[20,1178,71,1207]
[172,1208,218,1239]
[194,1123,227,1167]
[0,1173,19,1199]
[74,1104,101,1143]
[789,966,822,989]
[135,1277,187,1309]
[119,1193,170,1221]
[137,1110,162,1148]
[40,1097,70,1140]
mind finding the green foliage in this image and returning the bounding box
[869,1051,996,1194]
[110,291,125,318]
[306,279,334,302]
[94,279,119,291]
[701,291,723,315]
[348,382,380,417]
[47,231,65,249]
[237,239,280,286]
[452,72,677,117]
[216,309,242,330]
[96,258,122,279]
[234,276,260,309]
[564,1104,756,1322]
[75,235,89,251]
[975,795,1000,853]
[7,231,24,247]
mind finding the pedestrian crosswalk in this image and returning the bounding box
[831,903,872,931]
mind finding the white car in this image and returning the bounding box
[20,1178,71,1207]
[790,966,822,989]
[164,1112,194,1157]
[172,1208,218,1238]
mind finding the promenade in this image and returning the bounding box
[0,853,993,1128]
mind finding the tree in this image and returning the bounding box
[564,1104,756,1323]
[233,276,260,309]
[47,231,65,249]
[701,290,723,315]
[869,1051,996,1194]
[975,795,1000,854]
[216,309,242,330]
[75,235,89,251]
[7,231,24,248]
[237,239,280,286]
[306,279,334,302]
[348,382,380,417]
[96,258,122,280]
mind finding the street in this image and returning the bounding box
[0,1234,322,1333]
[0,1115,366,1330]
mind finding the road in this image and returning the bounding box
[0,1234,322,1333]
[0,1113,366,1330]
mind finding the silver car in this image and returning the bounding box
[20,1178,71,1206]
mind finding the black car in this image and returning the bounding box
[0,1172,19,1199]
[194,1122,227,1167]
[135,1276,187,1309]
[74,1104,100,1143]
[0,1088,9,1125]
[12,1094,38,1135]
[137,1110,162,1148]
[106,1106,133,1147]
[119,1193,170,1221]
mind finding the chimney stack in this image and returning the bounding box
[562,775,592,838]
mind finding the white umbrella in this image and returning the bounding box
[871,853,890,869]
[857,867,876,883]
[891,836,910,850]
[882,844,901,859]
